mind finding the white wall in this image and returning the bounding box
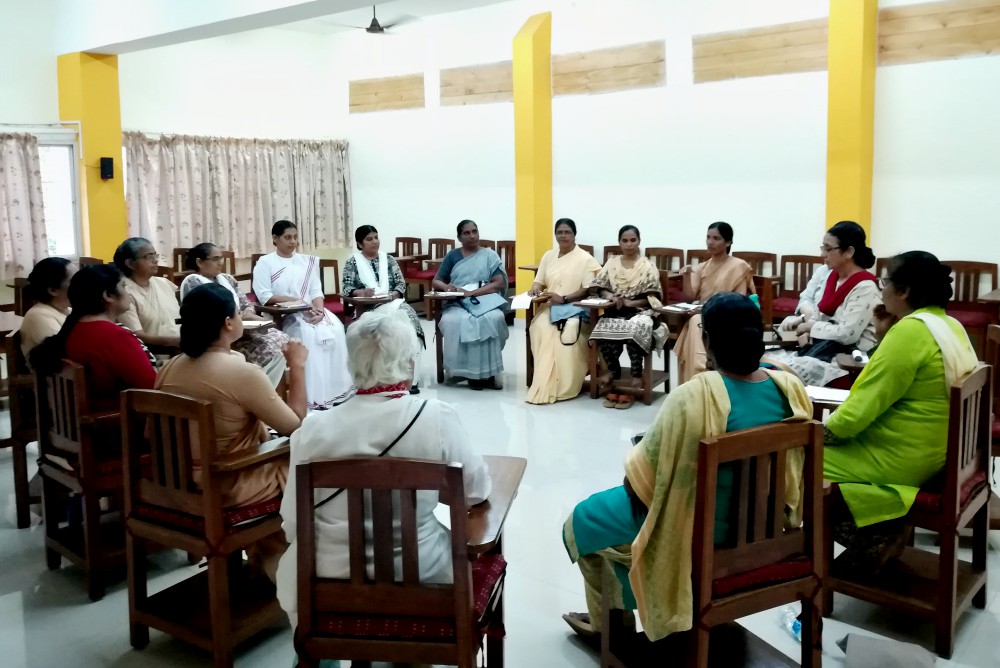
[0,0,59,123]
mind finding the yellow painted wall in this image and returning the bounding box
[57,52,127,262]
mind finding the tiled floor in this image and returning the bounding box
[1,319,998,667]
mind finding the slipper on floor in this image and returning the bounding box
[603,393,619,408]
[615,395,635,409]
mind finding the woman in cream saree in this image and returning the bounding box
[527,219,602,405]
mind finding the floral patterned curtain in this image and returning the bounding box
[123,132,352,257]
[0,133,48,279]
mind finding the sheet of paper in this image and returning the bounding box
[510,292,534,310]
[275,301,307,309]
[429,291,465,297]
[432,503,452,530]
[242,321,270,329]
[579,298,612,306]
[664,302,699,311]
[806,386,850,404]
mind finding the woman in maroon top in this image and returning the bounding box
[31,264,156,411]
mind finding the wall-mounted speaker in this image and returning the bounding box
[100,157,114,180]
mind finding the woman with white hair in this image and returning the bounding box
[274,303,492,630]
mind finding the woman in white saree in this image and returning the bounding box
[252,220,354,410]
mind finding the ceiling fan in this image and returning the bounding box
[360,4,414,34]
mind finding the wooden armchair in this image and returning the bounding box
[875,256,891,278]
[685,249,710,266]
[479,239,496,250]
[943,260,999,357]
[12,277,33,316]
[319,258,347,323]
[752,275,778,329]
[602,421,824,668]
[78,256,104,267]
[1,331,38,527]
[602,245,620,264]
[579,244,595,257]
[773,255,823,323]
[403,238,445,316]
[987,325,1000,530]
[36,360,124,601]
[645,247,684,272]
[394,236,422,258]
[496,240,516,293]
[219,249,251,282]
[823,364,991,658]
[292,457,506,668]
[247,253,265,304]
[171,247,189,272]
[733,251,777,276]
[122,390,288,668]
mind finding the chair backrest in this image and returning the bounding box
[942,364,992,516]
[319,259,340,297]
[578,244,594,257]
[686,249,711,266]
[172,247,189,273]
[121,389,216,517]
[35,360,92,467]
[12,277,33,316]
[660,269,682,306]
[987,326,1000,419]
[943,261,999,303]
[156,265,176,283]
[295,457,475,655]
[693,421,823,588]
[219,249,238,277]
[645,247,683,272]
[779,255,824,296]
[733,251,777,276]
[428,238,455,260]
[496,240,516,279]
[6,331,36,438]
[478,239,496,250]
[78,256,104,267]
[250,253,265,297]
[874,257,891,279]
[602,245,620,264]
[752,275,776,326]
[395,237,423,257]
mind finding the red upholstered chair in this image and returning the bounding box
[122,390,288,668]
[773,255,824,324]
[602,421,824,668]
[732,251,777,276]
[247,253,265,304]
[823,364,992,658]
[645,247,684,273]
[318,259,347,323]
[400,238,446,316]
[292,458,506,668]
[943,261,998,357]
[986,325,1000,530]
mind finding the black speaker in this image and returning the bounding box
[100,157,114,180]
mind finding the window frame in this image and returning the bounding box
[35,132,83,259]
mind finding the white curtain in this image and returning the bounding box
[0,133,48,279]
[123,132,352,257]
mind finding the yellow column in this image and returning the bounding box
[825,0,878,236]
[513,13,553,297]
[57,52,126,261]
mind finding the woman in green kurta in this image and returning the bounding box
[824,251,977,572]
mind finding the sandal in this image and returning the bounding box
[615,395,635,409]
[603,393,619,408]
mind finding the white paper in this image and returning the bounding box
[510,292,534,310]
[806,386,850,404]
[579,298,611,306]
[242,321,270,329]
[275,301,307,309]
[664,302,699,311]
[430,291,465,297]
[433,503,452,530]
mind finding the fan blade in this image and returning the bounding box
[379,15,417,30]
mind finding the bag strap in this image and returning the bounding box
[314,399,427,510]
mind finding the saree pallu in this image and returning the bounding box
[438,249,508,380]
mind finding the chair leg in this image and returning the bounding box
[685,625,710,668]
[41,475,62,570]
[800,595,823,668]
[972,501,989,609]
[12,440,31,529]
[126,532,150,649]
[935,528,958,659]
[589,344,599,399]
[207,554,234,668]
[486,588,504,667]
[821,498,834,617]
[83,490,105,602]
[642,353,652,406]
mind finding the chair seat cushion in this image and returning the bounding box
[132,496,282,533]
[946,305,996,328]
[911,470,988,514]
[712,556,813,598]
[315,553,507,641]
[992,417,1000,442]
[246,292,259,304]
[668,287,686,304]
[324,298,344,315]
[405,269,438,281]
[772,296,798,318]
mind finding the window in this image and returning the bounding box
[37,143,80,257]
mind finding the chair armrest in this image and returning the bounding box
[233,271,252,282]
[210,437,290,474]
[82,411,122,430]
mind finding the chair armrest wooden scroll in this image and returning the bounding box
[82,411,123,430]
[210,437,290,474]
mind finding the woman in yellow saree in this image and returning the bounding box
[674,222,755,384]
[526,219,602,404]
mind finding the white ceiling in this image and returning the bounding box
[278,0,510,34]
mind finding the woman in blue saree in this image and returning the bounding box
[432,220,509,390]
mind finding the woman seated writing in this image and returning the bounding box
[114,237,181,349]
[31,264,156,412]
[562,293,811,644]
[767,221,880,387]
[432,219,508,390]
[527,218,602,404]
[824,251,977,575]
[275,306,492,629]
[20,257,77,363]
[674,222,755,384]
[252,220,354,409]
[589,225,667,409]
[180,243,289,386]
[342,224,426,392]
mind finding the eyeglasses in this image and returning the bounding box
[878,278,890,290]
[207,255,224,262]
[819,245,840,253]
[140,252,159,261]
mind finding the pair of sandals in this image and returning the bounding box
[602,392,634,409]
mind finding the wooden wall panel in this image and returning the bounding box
[440,61,513,106]
[878,0,1000,66]
[693,18,828,83]
[349,73,425,113]
[552,41,665,96]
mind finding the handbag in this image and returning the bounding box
[549,303,589,346]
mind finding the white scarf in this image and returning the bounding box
[908,311,978,390]
[353,251,390,295]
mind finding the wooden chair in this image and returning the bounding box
[579,244,595,257]
[36,360,124,601]
[496,240,516,293]
[773,255,823,323]
[823,364,991,658]
[171,247,190,272]
[248,252,265,303]
[1,331,38,528]
[753,275,778,329]
[685,249,710,266]
[292,457,506,668]
[645,247,684,272]
[733,251,777,277]
[122,390,288,668]
[401,238,443,316]
[943,260,999,357]
[319,258,347,323]
[78,256,104,267]
[602,245,620,264]
[479,239,496,250]
[988,325,1000,530]
[602,421,824,668]
[219,249,251,282]
[875,257,891,278]
[156,264,177,285]
[394,236,422,258]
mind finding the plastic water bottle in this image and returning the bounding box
[781,606,801,642]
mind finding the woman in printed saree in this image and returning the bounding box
[561,293,810,643]
[180,243,289,386]
[342,224,426,393]
[526,218,602,404]
[431,219,508,390]
[589,225,667,409]
[673,222,755,384]
[114,237,181,348]
[252,220,354,410]
[766,221,881,387]
[823,252,977,575]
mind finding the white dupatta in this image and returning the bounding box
[353,251,390,295]
[908,311,978,389]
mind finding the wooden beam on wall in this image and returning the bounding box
[693,18,829,83]
[552,41,665,96]
[440,61,513,106]
[349,73,425,113]
[878,0,1000,66]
